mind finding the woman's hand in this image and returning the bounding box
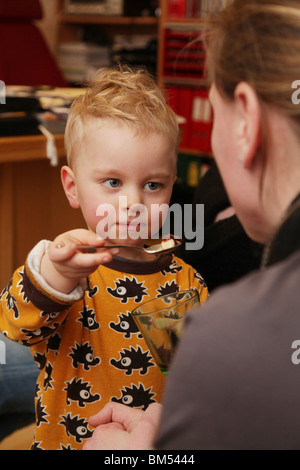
[40,229,119,293]
[83,402,162,450]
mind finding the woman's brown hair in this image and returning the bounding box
[206,0,300,125]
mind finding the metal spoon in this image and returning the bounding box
[77,239,182,256]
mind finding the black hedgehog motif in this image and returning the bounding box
[161,260,183,276]
[41,310,60,323]
[156,280,179,299]
[60,443,74,450]
[194,271,207,287]
[110,346,155,375]
[111,383,156,410]
[1,269,30,320]
[44,363,54,391]
[16,269,32,303]
[21,324,59,343]
[59,413,93,443]
[64,377,100,407]
[69,341,101,371]
[46,333,61,355]
[30,440,43,450]
[86,278,98,298]
[109,311,142,339]
[36,396,49,427]
[2,280,19,319]
[35,382,40,399]
[107,276,148,303]
[33,352,47,370]
[77,304,100,331]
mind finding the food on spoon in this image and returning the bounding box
[161,239,176,250]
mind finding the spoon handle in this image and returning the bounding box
[76,245,144,254]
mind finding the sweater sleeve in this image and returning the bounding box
[0,240,85,346]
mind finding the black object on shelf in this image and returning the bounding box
[123,0,159,17]
[0,96,41,136]
[0,116,41,137]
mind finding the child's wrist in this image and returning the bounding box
[40,254,79,294]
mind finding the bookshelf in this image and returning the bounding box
[158,0,213,160]
[61,15,158,26]
[56,0,160,82]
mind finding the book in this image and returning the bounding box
[163,28,206,79]
[190,88,213,152]
[165,86,213,153]
[168,0,187,18]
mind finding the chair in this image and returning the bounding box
[0,0,67,87]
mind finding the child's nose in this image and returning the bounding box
[125,188,144,210]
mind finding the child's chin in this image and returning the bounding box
[102,234,145,246]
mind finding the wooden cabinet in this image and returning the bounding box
[0,137,85,289]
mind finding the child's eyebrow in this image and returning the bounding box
[92,168,122,177]
[146,173,172,180]
[91,169,172,180]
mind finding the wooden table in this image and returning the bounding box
[0,134,85,289]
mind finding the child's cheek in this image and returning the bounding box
[95,203,117,239]
[149,204,169,237]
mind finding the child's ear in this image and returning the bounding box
[61,165,80,209]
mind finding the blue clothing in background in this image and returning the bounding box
[0,334,38,441]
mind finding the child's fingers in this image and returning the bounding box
[70,230,106,248]
[73,248,120,268]
[49,242,119,268]
[48,241,77,262]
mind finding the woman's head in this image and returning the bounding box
[206,0,300,242]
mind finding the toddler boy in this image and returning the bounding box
[0,67,208,449]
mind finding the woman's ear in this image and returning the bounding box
[61,165,80,209]
[234,82,261,169]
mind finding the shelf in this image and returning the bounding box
[61,15,159,26]
[164,19,206,29]
[0,134,66,163]
[179,148,213,158]
[163,77,210,88]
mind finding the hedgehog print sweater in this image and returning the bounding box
[0,240,208,449]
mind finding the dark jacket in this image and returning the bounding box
[181,162,263,291]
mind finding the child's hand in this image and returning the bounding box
[40,229,119,294]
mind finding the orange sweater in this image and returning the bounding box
[0,240,208,450]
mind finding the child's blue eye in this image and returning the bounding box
[104,179,121,189]
[145,182,160,191]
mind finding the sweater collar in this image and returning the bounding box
[103,253,173,275]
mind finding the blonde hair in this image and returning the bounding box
[65,66,179,165]
[206,0,300,126]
